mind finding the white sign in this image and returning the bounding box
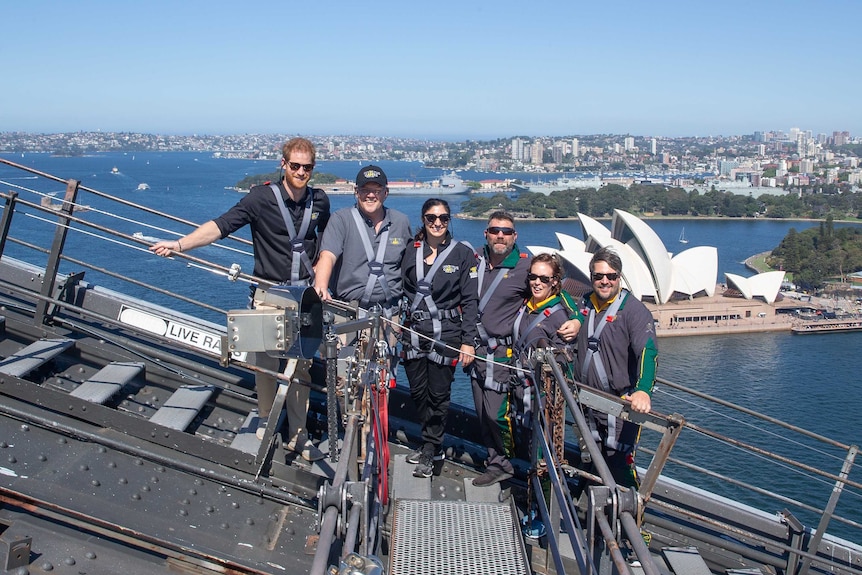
[118,306,232,357]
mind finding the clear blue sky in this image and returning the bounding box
[3,0,859,140]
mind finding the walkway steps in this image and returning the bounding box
[661,546,712,575]
[389,453,528,575]
[0,338,74,378]
[70,362,145,404]
[149,385,214,431]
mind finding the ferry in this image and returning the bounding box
[0,157,860,575]
[792,318,862,334]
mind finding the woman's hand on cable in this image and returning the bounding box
[149,239,183,258]
[459,343,475,367]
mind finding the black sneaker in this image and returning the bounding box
[407,446,445,464]
[413,452,434,478]
[406,448,423,464]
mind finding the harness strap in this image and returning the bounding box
[400,346,458,366]
[408,308,461,321]
[511,302,567,424]
[350,207,393,308]
[513,303,565,353]
[270,185,316,284]
[581,289,628,449]
[408,240,459,350]
[475,257,517,390]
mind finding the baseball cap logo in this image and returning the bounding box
[364,169,381,179]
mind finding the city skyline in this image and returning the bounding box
[3,0,860,139]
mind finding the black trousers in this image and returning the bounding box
[404,358,455,449]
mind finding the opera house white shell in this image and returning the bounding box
[527,209,782,305]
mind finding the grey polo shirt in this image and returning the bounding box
[320,205,411,304]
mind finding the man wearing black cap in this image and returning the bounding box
[314,165,411,312]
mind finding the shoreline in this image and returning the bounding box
[454,213,862,223]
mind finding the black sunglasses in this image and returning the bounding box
[527,273,553,284]
[286,161,314,172]
[423,213,451,224]
[591,272,620,282]
[486,226,515,236]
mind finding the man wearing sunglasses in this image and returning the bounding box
[150,137,331,461]
[469,211,582,487]
[577,246,657,489]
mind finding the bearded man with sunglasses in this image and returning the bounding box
[469,211,582,487]
[150,137,330,461]
[577,246,657,489]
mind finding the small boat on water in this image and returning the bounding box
[111,166,119,174]
[39,192,90,213]
[0,156,860,575]
[132,231,161,243]
[136,182,150,190]
[679,227,688,244]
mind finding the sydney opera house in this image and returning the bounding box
[527,210,789,335]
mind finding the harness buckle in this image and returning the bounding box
[290,237,305,251]
[410,310,430,321]
[587,336,600,353]
[416,280,432,296]
[368,261,384,276]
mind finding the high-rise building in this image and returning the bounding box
[572,138,579,158]
[531,141,544,165]
[511,138,523,161]
[833,131,850,146]
[796,133,807,157]
[552,142,563,164]
[650,138,657,155]
[624,136,635,151]
[719,160,738,176]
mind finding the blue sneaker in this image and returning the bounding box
[521,510,547,540]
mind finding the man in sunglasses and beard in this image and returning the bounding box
[469,211,582,487]
[150,137,330,461]
[577,246,657,490]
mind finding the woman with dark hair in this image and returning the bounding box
[400,198,478,478]
[512,252,575,395]
[513,253,571,352]
[512,252,578,537]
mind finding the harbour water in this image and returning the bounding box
[2,151,860,542]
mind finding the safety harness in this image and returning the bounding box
[349,207,396,313]
[511,301,566,422]
[581,288,628,450]
[269,184,316,286]
[474,254,518,391]
[403,239,462,365]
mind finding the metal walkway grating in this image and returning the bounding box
[390,499,528,575]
